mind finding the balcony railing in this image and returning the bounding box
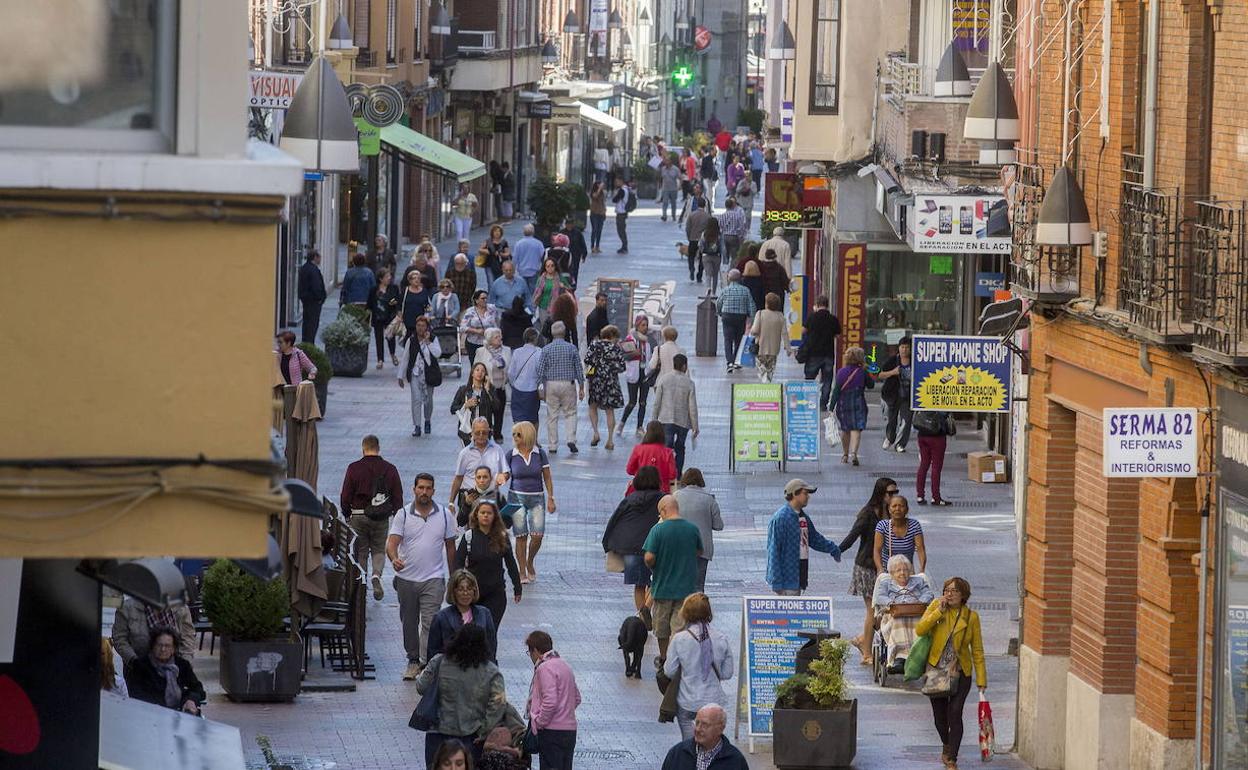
[1009,159,1081,303]
[882,52,1012,101]
[356,49,377,68]
[1117,160,1190,342]
[1192,199,1248,366]
[457,29,497,55]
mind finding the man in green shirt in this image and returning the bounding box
[644,494,703,666]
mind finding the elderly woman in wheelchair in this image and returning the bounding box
[871,554,934,675]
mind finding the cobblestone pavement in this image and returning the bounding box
[202,196,1030,769]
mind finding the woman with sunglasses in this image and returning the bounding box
[839,477,899,664]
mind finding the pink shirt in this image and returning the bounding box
[527,652,581,731]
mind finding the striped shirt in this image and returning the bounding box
[717,208,748,237]
[875,518,924,564]
[715,283,757,317]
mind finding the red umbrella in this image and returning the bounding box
[978,692,996,761]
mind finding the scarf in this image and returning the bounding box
[687,622,715,681]
[151,653,181,709]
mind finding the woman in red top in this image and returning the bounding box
[625,421,678,493]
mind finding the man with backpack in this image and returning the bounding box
[612,177,636,254]
[340,434,404,601]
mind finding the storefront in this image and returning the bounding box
[1216,385,1248,767]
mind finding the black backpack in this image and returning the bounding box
[363,472,396,520]
[624,188,637,213]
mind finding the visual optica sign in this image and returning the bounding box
[1102,408,1199,477]
[910,334,1011,412]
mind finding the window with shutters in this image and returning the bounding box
[386,0,398,63]
[412,0,422,59]
[353,0,370,48]
[809,0,840,114]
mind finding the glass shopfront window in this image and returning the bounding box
[1217,490,1248,766]
[863,250,964,356]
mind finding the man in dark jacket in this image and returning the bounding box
[585,291,610,343]
[340,434,404,601]
[298,250,328,343]
[661,705,748,769]
[560,220,588,288]
[801,295,842,410]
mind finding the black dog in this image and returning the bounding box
[617,615,648,679]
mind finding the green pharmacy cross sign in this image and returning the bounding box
[672,64,694,88]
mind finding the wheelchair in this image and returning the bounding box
[869,571,931,687]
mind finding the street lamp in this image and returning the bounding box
[542,38,558,64]
[431,3,451,35]
[767,19,796,60]
[639,6,650,23]
[563,9,581,33]
[279,55,359,173]
[327,12,353,49]
[963,61,1019,163]
[609,7,623,30]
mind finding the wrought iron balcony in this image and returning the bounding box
[1191,199,1248,366]
[356,49,377,68]
[1009,159,1081,303]
[1117,156,1190,343]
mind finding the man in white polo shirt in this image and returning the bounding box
[446,417,508,516]
[386,472,458,680]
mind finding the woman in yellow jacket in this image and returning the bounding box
[914,576,987,769]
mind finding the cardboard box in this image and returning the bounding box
[968,451,1008,483]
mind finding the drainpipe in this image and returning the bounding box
[1142,0,1160,187]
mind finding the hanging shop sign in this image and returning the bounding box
[740,595,833,736]
[523,100,553,119]
[763,207,823,229]
[353,117,380,156]
[1102,408,1198,477]
[475,113,495,134]
[910,334,1011,412]
[908,194,1012,253]
[975,271,1007,297]
[764,172,803,216]
[248,70,302,109]
[835,243,866,355]
[1217,386,1248,765]
[493,115,512,133]
[694,25,713,51]
[730,383,783,466]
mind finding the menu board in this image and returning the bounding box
[596,278,637,331]
[731,383,783,466]
[783,381,820,463]
[741,595,833,736]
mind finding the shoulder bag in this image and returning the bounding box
[385,291,408,339]
[920,608,964,697]
[407,656,442,730]
[423,344,443,388]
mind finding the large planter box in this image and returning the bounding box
[772,700,857,769]
[313,378,329,416]
[219,636,302,703]
[325,343,368,378]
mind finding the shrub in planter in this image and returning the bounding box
[563,182,590,229]
[337,303,371,331]
[201,560,302,702]
[295,342,332,415]
[772,638,857,769]
[321,315,370,378]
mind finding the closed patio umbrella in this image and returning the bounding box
[283,382,327,619]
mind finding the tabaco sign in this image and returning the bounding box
[836,243,866,360]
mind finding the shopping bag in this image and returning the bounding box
[823,414,842,447]
[647,154,663,169]
[978,692,996,760]
[738,335,757,368]
[903,635,931,681]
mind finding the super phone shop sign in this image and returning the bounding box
[1103,408,1198,477]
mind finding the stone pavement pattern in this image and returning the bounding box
[203,195,1030,769]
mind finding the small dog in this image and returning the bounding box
[617,614,649,679]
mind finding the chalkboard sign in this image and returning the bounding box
[597,278,637,330]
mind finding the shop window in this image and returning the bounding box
[864,252,963,352]
[1217,490,1248,766]
[809,0,840,114]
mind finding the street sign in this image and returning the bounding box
[740,595,833,736]
[1102,408,1198,477]
[911,334,1011,412]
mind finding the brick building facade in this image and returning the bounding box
[1014,0,1248,767]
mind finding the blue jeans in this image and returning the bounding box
[660,189,678,219]
[590,213,606,250]
[665,423,690,475]
[509,490,546,536]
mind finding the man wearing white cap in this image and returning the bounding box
[765,479,841,595]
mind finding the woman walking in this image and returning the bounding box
[879,337,914,451]
[454,499,522,629]
[619,314,661,437]
[839,477,900,663]
[481,225,510,284]
[415,623,506,767]
[402,271,433,334]
[662,593,734,741]
[542,292,580,348]
[589,181,607,254]
[873,494,927,573]
[370,268,401,368]
[531,258,572,326]
[505,421,556,584]
[473,328,511,441]
[916,577,987,770]
[829,346,874,465]
[451,363,498,446]
[751,292,787,383]
[602,465,663,622]
[584,325,626,449]
[698,218,723,295]
[625,421,678,494]
[455,465,507,526]
[398,317,442,436]
[431,279,462,325]
[914,410,955,506]
[427,570,499,661]
[460,290,499,364]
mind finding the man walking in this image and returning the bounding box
[512,224,546,285]
[536,321,585,453]
[644,494,703,666]
[526,630,582,770]
[611,177,634,254]
[661,704,749,769]
[672,468,723,593]
[716,198,747,271]
[658,156,680,222]
[297,250,327,344]
[716,270,756,372]
[452,182,479,242]
[489,259,532,312]
[801,295,843,410]
[685,198,710,282]
[585,291,610,343]
[652,354,699,475]
[766,480,841,596]
[340,435,404,600]
[761,227,792,263]
[386,472,457,680]
[447,417,508,514]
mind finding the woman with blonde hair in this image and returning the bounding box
[454,499,522,628]
[828,345,874,465]
[661,593,734,740]
[504,421,556,584]
[751,292,787,383]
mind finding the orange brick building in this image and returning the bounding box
[1012,0,1248,767]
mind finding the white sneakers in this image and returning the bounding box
[882,439,892,449]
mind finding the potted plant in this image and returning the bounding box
[528,176,571,243]
[772,638,857,769]
[201,560,302,703]
[632,156,659,198]
[295,342,332,415]
[337,303,371,331]
[562,181,590,229]
[321,313,370,378]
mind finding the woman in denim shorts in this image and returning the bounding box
[505,421,555,584]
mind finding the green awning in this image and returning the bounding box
[379,124,486,183]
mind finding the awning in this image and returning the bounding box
[622,85,659,104]
[549,101,627,133]
[379,124,486,183]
